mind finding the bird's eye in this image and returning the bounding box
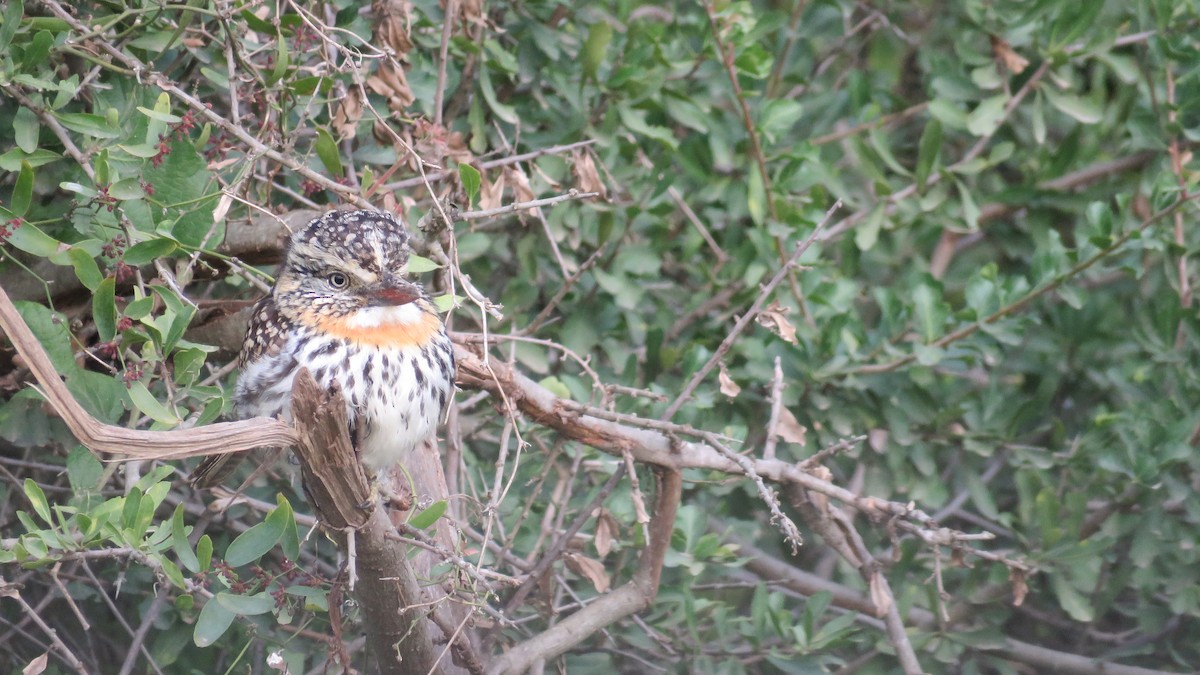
[328,272,349,289]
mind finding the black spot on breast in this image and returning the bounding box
[414,361,424,385]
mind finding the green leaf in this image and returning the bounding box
[459,164,481,207]
[6,221,63,256]
[0,148,62,170]
[538,376,572,399]
[95,150,111,186]
[193,598,236,647]
[0,0,22,53]
[404,254,441,274]
[67,247,103,291]
[217,591,275,616]
[172,504,201,573]
[269,29,291,84]
[955,179,981,230]
[122,487,144,532]
[126,381,182,425]
[314,128,342,177]
[855,204,885,252]
[289,76,333,96]
[747,166,766,227]
[965,95,1009,137]
[92,276,117,341]
[140,139,218,247]
[14,107,39,154]
[108,177,147,201]
[911,281,945,343]
[136,106,182,124]
[274,495,300,561]
[582,21,612,80]
[616,104,678,149]
[224,502,288,567]
[196,534,213,572]
[15,301,76,374]
[1051,574,1095,622]
[123,239,178,265]
[24,479,53,525]
[11,161,33,217]
[408,500,447,529]
[1043,87,1103,124]
[915,118,942,192]
[53,112,122,139]
[67,446,103,493]
[67,370,128,424]
[479,66,518,124]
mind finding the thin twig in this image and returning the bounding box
[660,200,841,420]
[0,582,88,675]
[761,357,785,461]
[459,190,599,220]
[517,246,608,336]
[703,432,802,553]
[381,140,598,191]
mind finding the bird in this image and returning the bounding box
[190,209,455,489]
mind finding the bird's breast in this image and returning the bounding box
[299,302,444,349]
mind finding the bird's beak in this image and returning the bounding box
[365,279,420,307]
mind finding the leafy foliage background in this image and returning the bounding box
[0,0,1198,673]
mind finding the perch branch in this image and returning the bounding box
[0,283,299,458]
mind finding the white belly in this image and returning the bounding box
[235,332,455,471]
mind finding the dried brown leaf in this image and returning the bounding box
[572,150,608,200]
[991,35,1029,74]
[756,301,797,344]
[366,62,416,111]
[22,654,48,675]
[1010,568,1029,607]
[776,407,807,446]
[564,552,610,593]
[868,572,892,617]
[595,508,618,558]
[507,166,536,203]
[332,88,363,140]
[478,171,505,212]
[718,362,741,398]
[373,0,414,55]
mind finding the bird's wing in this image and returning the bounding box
[190,296,291,488]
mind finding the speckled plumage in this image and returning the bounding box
[190,209,454,488]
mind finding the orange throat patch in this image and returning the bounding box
[306,305,442,348]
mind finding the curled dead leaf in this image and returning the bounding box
[572,150,608,200]
[756,301,798,344]
[595,508,618,558]
[776,407,807,446]
[991,35,1029,75]
[718,362,741,398]
[366,62,415,111]
[507,166,536,203]
[1010,568,1029,607]
[868,571,892,617]
[478,171,505,212]
[372,0,414,55]
[22,653,48,675]
[332,87,363,140]
[564,552,610,593]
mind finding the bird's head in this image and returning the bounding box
[273,210,437,337]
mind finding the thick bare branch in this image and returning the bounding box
[0,283,298,458]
